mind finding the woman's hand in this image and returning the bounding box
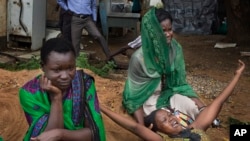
[30,129,62,141]
[235,60,245,76]
[40,75,62,100]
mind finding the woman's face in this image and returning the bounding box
[155,109,183,136]
[42,51,76,91]
[160,19,173,44]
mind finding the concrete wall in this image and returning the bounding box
[0,0,6,36]
[0,0,7,49]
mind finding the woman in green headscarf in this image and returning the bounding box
[122,7,205,124]
[107,8,246,141]
[19,38,105,141]
[101,56,245,140]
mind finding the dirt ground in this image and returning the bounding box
[0,32,250,141]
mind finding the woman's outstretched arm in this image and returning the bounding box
[190,60,245,131]
[100,105,163,141]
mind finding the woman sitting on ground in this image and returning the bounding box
[122,7,205,125]
[101,59,245,141]
[19,38,105,141]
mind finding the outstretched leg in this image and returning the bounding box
[109,35,142,58]
[109,45,131,58]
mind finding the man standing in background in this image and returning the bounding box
[57,0,113,61]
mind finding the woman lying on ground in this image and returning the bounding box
[101,59,245,141]
[19,38,105,141]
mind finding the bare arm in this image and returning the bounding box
[133,106,145,125]
[30,128,92,141]
[45,96,64,131]
[190,60,245,131]
[101,105,163,141]
[40,75,64,131]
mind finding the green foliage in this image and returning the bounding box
[228,117,250,125]
[0,55,40,71]
[16,55,40,70]
[0,53,115,77]
[76,53,116,77]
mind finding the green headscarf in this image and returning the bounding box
[123,7,198,114]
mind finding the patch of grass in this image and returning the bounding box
[228,117,250,125]
[0,53,116,77]
[76,53,116,77]
[0,55,40,71]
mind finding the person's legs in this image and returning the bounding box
[109,35,142,61]
[61,10,72,42]
[58,7,64,32]
[84,17,112,60]
[71,16,85,56]
[109,45,131,58]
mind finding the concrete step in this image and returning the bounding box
[16,51,40,60]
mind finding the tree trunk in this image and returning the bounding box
[225,0,250,45]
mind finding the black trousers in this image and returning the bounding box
[59,8,72,42]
